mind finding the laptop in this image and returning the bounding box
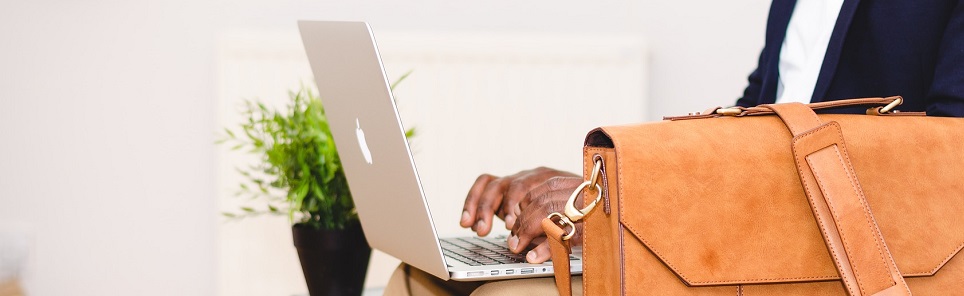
[297,20,583,281]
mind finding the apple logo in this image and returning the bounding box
[356,119,373,164]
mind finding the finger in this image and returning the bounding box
[515,171,572,211]
[475,179,507,236]
[504,169,578,227]
[519,182,550,210]
[545,176,585,191]
[512,185,575,253]
[504,203,521,230]
[507,227,545,254]
[501,177,535,229]
[461,174,495,228]
[543,177,586,206]
[503,214,516,231]
[502,179,526,215]
[525,240,552,264]
[509,209,546,253]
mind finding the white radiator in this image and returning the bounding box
[216,30,648,295]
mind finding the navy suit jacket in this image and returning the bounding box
[736,0,964,117]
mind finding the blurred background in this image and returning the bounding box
[0,0,769,295]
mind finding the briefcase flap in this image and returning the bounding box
[588,114,964,286]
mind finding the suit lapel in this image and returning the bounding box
[811,0,862,102]
[761,0,798,104]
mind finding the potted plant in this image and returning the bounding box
[220,76,413,295]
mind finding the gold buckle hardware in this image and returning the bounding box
[564,159,603,222]
[867,97,904,115]
[878,97,903,114]
[563,181,603,223]
[716,107,743,116]
[547,212,576,241]
[545,158,604,241]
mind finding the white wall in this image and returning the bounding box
[0,0,768,295]
[641,1,772,117]
[0,1,219,295]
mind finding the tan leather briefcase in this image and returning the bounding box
[543,97,964,295]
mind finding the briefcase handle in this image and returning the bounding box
[664,96,924,121]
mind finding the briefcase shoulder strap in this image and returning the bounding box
[764,102,912,296]
[543,218,574,296]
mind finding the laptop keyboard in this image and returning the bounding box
[440,236,578,266]
[441,237,526,266]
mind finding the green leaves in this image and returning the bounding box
[224,128,237,139]
[390,70,413,91]
[405,127,417,139]
[219,86,356,230]
[220,75,415,230]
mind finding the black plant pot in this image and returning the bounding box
[292,221,372,296]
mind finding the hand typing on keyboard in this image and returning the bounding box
[459,167,584,263]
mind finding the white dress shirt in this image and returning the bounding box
[776,0,845,104]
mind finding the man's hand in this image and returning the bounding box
[460,167,577,237]
[508,176,584,263]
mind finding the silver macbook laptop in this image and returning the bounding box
[297,20,583,281]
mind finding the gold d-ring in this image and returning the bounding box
[547,212,576,241]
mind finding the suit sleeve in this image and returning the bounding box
[926,0,964,117]
[735,48,767,108]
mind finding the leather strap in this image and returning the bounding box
[543,218,573,296]
[664,96,924,121]
[764,103,912,296]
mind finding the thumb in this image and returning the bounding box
[525,240,553,264]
